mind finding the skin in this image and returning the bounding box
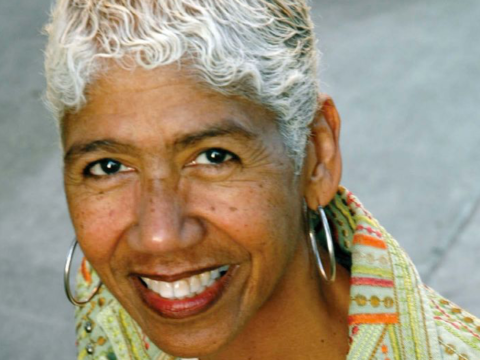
[63,64,350,360]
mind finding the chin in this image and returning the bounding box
[144,320,240,359]
[114,262,255,358]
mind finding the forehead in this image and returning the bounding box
[62,64,278,151]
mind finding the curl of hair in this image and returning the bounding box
[44,0,320,171]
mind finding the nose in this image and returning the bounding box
[128,179,204,254]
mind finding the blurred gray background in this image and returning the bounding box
[0,0,479,358]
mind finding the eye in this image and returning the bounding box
[85,158,132,177]
[192,148,238,165]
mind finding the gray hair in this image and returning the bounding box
[44,0,320,171]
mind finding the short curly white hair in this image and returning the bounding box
[44,0,320,170]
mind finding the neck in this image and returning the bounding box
[201,240,351,360]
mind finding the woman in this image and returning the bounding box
[44,1,479,359]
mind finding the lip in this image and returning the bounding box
[133,265,237,319]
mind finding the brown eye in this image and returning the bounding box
[85,158,132,176]
[193,148,237,165]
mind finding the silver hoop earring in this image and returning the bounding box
[64,238,102,306]
[308,206,336,283]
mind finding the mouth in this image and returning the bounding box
[134,265,234,319]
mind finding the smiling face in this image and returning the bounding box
[63,65,314,357]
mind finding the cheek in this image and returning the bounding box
[193,178,300,275]
[193,180,283,238]
[67,185,136,265]
[217,182,301,312]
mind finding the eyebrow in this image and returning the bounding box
[64,120,258,163]
[64,139,135,164]
[173,121,257,150]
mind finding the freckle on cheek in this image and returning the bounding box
[229,207,238,212]
[210,206,216,212]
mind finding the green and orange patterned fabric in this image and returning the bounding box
[74,186,480,360]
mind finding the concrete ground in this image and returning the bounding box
[0,0,479,358]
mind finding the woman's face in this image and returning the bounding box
[63,65,310,356]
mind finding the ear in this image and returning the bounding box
[303,94,342,209]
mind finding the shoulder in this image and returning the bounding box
[75,259,180,360]
[424,285,480,360]
[74,261,121,359]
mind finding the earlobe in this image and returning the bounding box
[304,95,342,209]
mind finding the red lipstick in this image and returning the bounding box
[135,267,234,319]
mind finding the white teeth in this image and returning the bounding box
[210,268,220,280]
[152,281,161,294]
[200,272,210,286]
[189,275,202,294]
[143,278,153,288]
[159,282,174,298]
[173,280,190,299]
[141,265,230,300]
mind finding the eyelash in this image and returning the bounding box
[82,149,240,178]
[190,148,240,167]
[83,158,132,178]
